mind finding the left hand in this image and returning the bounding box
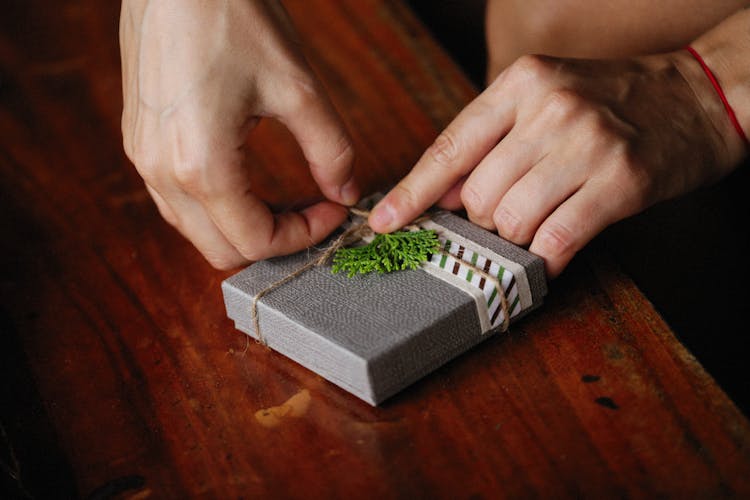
[119,0,358,270]
[368,52,745,277]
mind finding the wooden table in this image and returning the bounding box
[2,1,749,497]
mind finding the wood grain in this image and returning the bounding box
[1,0,749,498]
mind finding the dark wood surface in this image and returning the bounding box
[2,1,750,498]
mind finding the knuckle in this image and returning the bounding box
[428,130,461,168]
[460,184,493,228]
[461,182,483,213]
[236,245,269,263]
[390,182,420,213]
[171,139,242,198]
[168,144,226,200]
[460,182,483,212]
[537,221,576,257]
[283,74,321,113]
[171,156,210,195]
[205,253,244,271]
[508,54,552,85]
[201,248,249,271]
[544,88,585,121]
[581,109,612,137]
[493,206,525,243]
[579,111,623,155]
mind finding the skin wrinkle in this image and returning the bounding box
[494,207,522,241]
[429,131,462,168]
[460,182,483,214]
[534,220,573,258]
[326,134,355,167]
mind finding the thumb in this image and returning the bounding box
[272,76,359,206]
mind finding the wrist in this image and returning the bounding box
[669,46,747,168]
[688,10,750,163]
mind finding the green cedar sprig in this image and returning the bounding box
[331,229,440,278]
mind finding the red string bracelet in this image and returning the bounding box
[685,46,749,147]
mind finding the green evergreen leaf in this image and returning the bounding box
[331,229,440,277]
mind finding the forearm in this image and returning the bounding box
[485,0,749,81]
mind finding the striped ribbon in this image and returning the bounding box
[429,235,520,331]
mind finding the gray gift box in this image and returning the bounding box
[222,211,547,405]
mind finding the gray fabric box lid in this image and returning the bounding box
[222,211,547,405]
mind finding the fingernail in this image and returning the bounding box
[340,178,360,206]
[370,202,395,232]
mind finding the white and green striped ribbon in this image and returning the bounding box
[430,236,520,328]
[418,219,531,335]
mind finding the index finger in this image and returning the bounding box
[268,72,359,206]
[368,83,517,233]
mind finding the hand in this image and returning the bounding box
[369,52,746,277]
[120,0,358,269]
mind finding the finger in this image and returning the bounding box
[459,126,544,230]
[148,185,247,270]
[369,96,517,233]
[492,152,589,245]
[194,166,348,261]
[529,179,629,278]
[436,175,467,211]
[268,201,349,255]
[270,76,359,206]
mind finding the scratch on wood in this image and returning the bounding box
[255,389,311,428]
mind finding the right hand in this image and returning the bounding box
[120,0,358,269]
[369,52,744,278]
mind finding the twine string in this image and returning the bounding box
[430,247,511,333]
[250,214,372,345]
[250,208,510,346]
